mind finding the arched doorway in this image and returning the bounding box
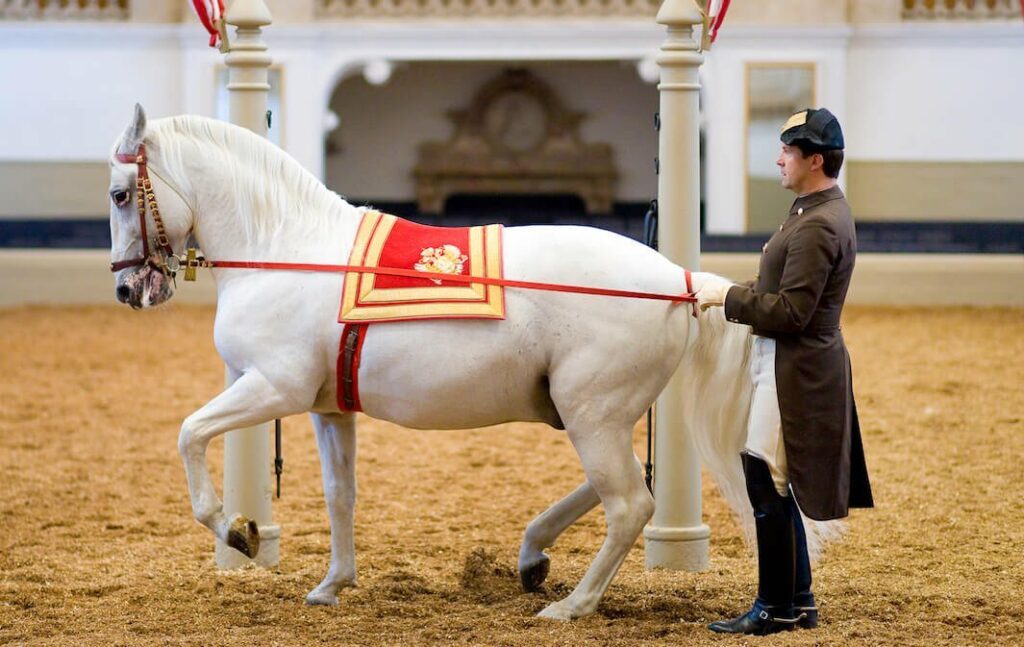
[324,60,659,238]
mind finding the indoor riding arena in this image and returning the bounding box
[1,1,1023,646]
[1,303,1022,646]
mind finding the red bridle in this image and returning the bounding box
[110,144,181,275]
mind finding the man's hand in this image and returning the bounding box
[695,276,735,312]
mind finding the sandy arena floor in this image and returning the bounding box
[0,304,1021,646]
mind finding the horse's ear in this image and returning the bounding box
[119,103,147,154]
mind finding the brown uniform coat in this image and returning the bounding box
[724,185,873,521]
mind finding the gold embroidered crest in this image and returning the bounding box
[415,244,468,284]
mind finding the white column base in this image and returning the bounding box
[215,523,281,569]
[643,522,711,571]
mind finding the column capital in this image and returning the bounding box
[225,0,273,28]
[656,0,703,27]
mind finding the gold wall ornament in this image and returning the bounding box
[413,69,617,215]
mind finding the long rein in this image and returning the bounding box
[110,145,699,305]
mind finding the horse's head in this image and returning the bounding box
[109,104,193,309]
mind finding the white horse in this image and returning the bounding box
[108,105,833,620]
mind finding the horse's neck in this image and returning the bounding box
[187,150,360,265]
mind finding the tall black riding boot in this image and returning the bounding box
[789,495,818,629]
[709,452,800,636]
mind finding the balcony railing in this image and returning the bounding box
[0,0,128,20]
[903,0,1021,19]
[316,0,661,19]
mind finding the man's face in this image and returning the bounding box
[777,144,814,192]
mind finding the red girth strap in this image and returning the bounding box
[201,259,698,304]
[338,323,367,412]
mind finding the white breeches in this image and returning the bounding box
[744,336,790,496]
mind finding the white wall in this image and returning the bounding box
[0,25,188,161]
[847,23,1024,162]
[702,21,1024,234]
[2,20,1021,230]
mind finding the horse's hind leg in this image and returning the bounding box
[537,425,654,620]
[306,412,357,606]
[518,481,600,592]
[177,369,300,557]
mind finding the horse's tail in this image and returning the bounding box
[679,279,844,561]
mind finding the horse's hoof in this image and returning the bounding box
[226,515,260,558]
[519,555,550,592]
[536,600,575,621]
[305,590,339,606]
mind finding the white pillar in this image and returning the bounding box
[643,0,710,572]
[214,0,281,570]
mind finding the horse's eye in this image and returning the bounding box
[112,189,130,207]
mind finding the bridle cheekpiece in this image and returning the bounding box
[110,143,204,282]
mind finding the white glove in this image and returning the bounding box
[695,276,735,312]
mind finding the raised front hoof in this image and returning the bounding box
[226,515,260,558]
[519,555,550,592]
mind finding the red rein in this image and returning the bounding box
[203,260,699,305]
[110,146,698,307]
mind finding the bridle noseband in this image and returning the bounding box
[110,144,199,280]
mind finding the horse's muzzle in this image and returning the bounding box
[117,266,173,309]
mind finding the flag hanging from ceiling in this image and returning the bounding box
[708,0,732,44]
[191,0,226,49]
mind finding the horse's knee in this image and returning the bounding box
[178,416,201,458]
[635,493,655,525]
[629,499,656,542]
[603,493,654,542]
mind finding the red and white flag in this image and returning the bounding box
[707,0,732,44]
[191,0,226,49]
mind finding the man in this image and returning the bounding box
[696,108,873,635]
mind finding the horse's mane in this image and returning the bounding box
[142,115,361,246]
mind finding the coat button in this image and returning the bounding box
[762,243,768,252]
[797,207,804,215]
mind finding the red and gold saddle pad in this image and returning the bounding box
[338,210,505,323]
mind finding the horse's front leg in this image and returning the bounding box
[518,481,600,592]
[306,412,357,606]
[177,369,301,556]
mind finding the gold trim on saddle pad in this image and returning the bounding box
[339,211,505,322]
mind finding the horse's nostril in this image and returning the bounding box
[116,285,130,303]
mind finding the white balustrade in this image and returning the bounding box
[316,0,661,18]
[0,0,128,20]
[903,0,1020,20]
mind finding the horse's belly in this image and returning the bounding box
[355,317,561,430]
